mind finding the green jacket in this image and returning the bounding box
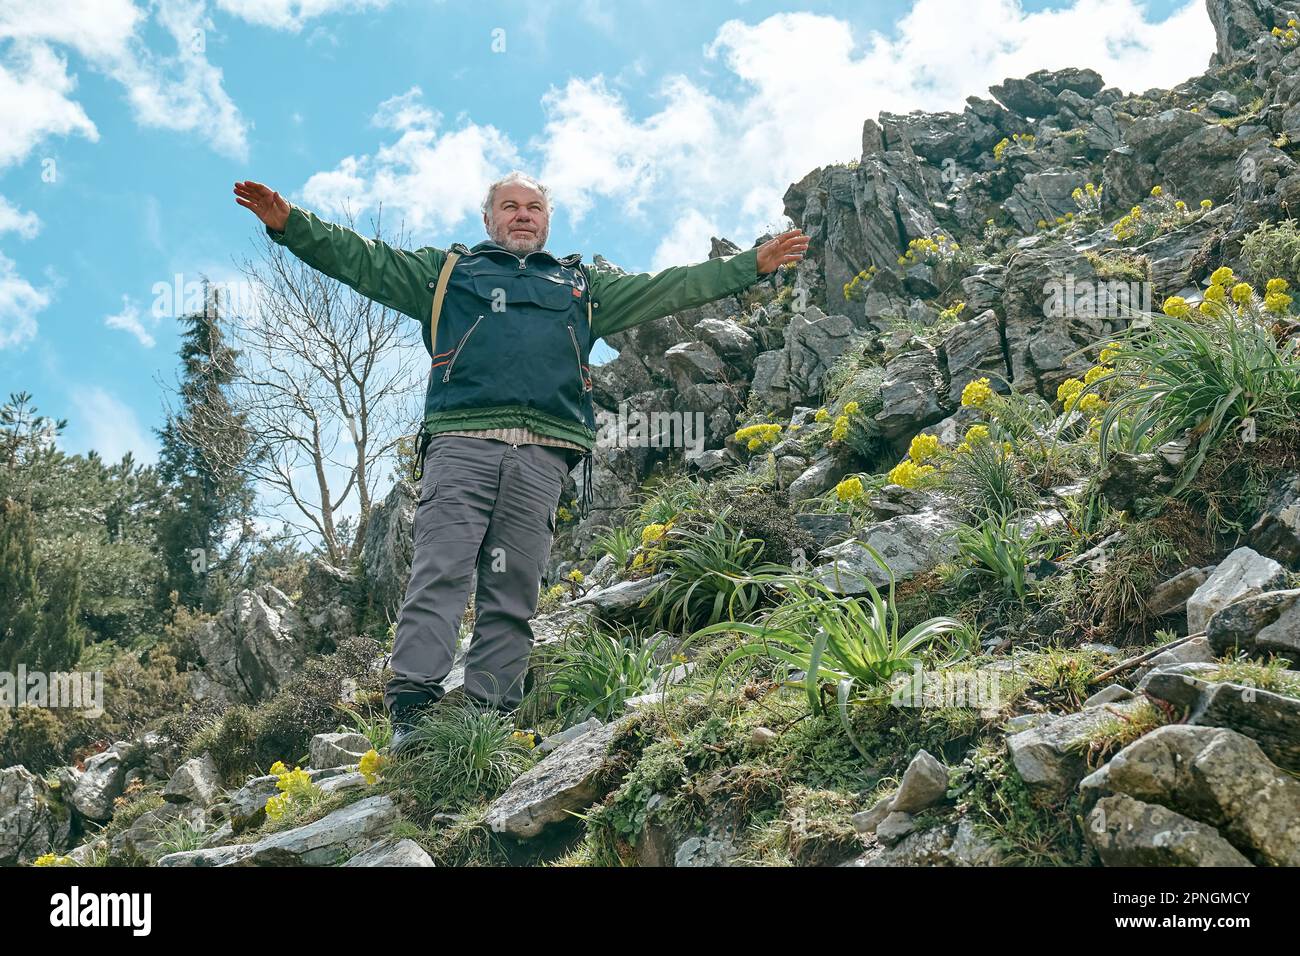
[266,204,769,449]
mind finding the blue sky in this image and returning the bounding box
[0,0,1213,467]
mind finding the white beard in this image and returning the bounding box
[490,222,547,255]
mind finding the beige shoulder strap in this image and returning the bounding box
[429,252,460,353]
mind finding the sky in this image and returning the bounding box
[0,0,1216,469]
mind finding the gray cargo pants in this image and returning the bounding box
[384,434,572,713]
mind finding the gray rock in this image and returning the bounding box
[1186,547,1289,634]
[486,719,628,839]
[1141,666,1300,773]
[308,732,373,770]
[1006,698,1150,795]
[1086,794,1252,867]
[1206,588,1300,659]
[342,837,435,867]
[788,455,853,502]
[872,345,947,439]
[0,766,72,865]
[851,794,895,835]
[875,811,917,846]
[70,742,130,822]
[360,481,417,625]
[814,508,959,592]
[940,309,1008,406]
[891,749,949,813]
[1146,566,1211,618]
[1138,636,1214,676]
[536,718,603,756]
[1083,684,1135,708]
[236,795,399,866]
[749,727,777,748]
[163,753,223,807]
[1080,724,1300,866]
[572,573,669,615]
[1248,472,1300,566]
[189,585,305,705]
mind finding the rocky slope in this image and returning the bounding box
[5,0,1300,868]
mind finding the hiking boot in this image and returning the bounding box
[388,698,437,756]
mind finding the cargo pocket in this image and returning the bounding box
[413,480,440,548]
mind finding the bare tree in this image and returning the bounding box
[221,206,424,565]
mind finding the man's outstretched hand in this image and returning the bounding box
[233,180,290,233]
[756,228,811,276]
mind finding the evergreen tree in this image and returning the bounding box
[0,498,43,671]
[155,282,255,613]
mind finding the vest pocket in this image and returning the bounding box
[441,315,483,383]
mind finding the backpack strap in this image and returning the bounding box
[428,251,460,354]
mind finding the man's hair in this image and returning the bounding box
[481,171,553,219]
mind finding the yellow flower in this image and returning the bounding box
[1161,296,1191,318]
[1199,300,1218,316]
[630,552,645,569]
[511,730,537,749]
[1265,291,1293,313]
[265,793,287,821]
[908,432,942,463]
[1150,185,1163,197]
[1210,266,1234,286]
[1204,282,1227,303]
[1084,364,1112,386]
[557,506,572,522]
[961,377,994,409]
[360,749,386,785]
[886,460,935,488]
[1078,392,1107,415]
[1201,199,1213,210]
[814,407,829,423]
[1174,200,1186,211]
[566,568,584,583]
[965,424,991,444]
[269,761,288,776]
[955,441,972,455]
[1098,343,1121,364]
[835,476,864,501]
[831,415,849,443]
[1266,277,1289,295]
[1231,282,1254,304]
[843,400,860,415]
[1056,378,1084,411]
[641,523,668,546]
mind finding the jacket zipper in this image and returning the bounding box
[568,324,589,392]
[442,315,483,383]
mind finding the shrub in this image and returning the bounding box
[1241,218,1300,290]
[1091,284,1300,494]
[380,700,533,813]
[690,547,971,758]
[531,620,674,723]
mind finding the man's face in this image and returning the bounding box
[484,182,549,255]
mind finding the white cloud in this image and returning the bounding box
[0,40,99,169]
[105,294,156,348]
[649,209,723,272]
[531,1,1212,262]
[0,0,250,162]
[0,250,50,349]
[68,385,159,464]
[300,87,523,236]
[0,194,40,239]
[214,0,391,32]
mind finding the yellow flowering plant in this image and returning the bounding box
[734,422,783,453]
[1113,185,1211,244]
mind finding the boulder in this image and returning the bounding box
[163,753,223,807]
[308,732,373,771]
[1086,794,1252,866]
[1186,547,1289,634]
[342,837,435,867]
[0,766,72,865]
[485,719,630,839]
[1206,587,1300,659]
